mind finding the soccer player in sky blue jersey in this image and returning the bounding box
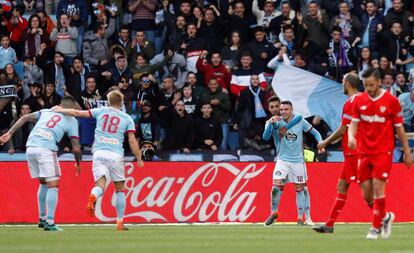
[263,100,324,226]
[54,90,144,231]
[0,96,81,231]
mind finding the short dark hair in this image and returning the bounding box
[139,72,150,81]
[344,73,360,89]
[72,56,83,64]
[61,95,76,104]
[362,68,381,80]
[268,96,281,104]
[86,73,96,81]
[93,22,104,33]
[281,100,293,107]
[119,25,129,32]
[332,26,342,34]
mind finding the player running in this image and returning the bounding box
[313,73,365,233]
[348,68,412,239]
[263,100,324,226]
[0,96,82,231]
[54,90,144,231]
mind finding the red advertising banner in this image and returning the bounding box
[0,162,413,223]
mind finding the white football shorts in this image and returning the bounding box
[92,150,125,182]
[26,146,61,181]
[273,160,307,184]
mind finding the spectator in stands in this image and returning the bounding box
[116,74,134,103]
[180,23,206,73]
[385,0,413,36]
[25,14,49,58]
[395,72,410,93]
[154,0,175,54]
[168,15,187,51]
[7,103,33,154]
[235,74,267,150]
[225,0,256,43]
[221,31,242,71]
[83,22,110,72]
[196,50,231,91]
[398,87,414,131]
[327,26,353,82]
[114,25,131,49]
[199,5,225,53]
[50,13,78,65]
[151,44,187,88]
[355,0,384,59]
[23,56,43,99]
[329,1,361,44]
[136,100,161,146]
[37,10,55,37]
[186,71,204,101]
[382,72,402,97]
[0,35,18,70]
[135,73,163,109]
[246,25,277,72]
[107,55,132,87]
[201,78,231,150]
[128,0,157,42]
[66,56,89,98]
[193,102,222,151]
[181,83,199,116]
[164,99,193,153]
[56,0,89,53]
[356,47,374,79]
[302,1,330,50]
[24,82,44,112]
[42,82,61,108]
[274,24,303,62]
[77,74,102,109]
[378,21,407,64]
[130,51,171,87]
[230,51,267,96]
[178,0,195,24]
[5,5,28,60]
[3,64,24,102]
[252,0,278,28]
[127,30,155,63]
[378,55,394,76]
[157,76,181,135]
[267,0,296,43]
[37,51,67,97]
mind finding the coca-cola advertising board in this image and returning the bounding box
[1,162,413,223]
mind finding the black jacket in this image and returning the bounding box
[236,86,267,128]
[193,116,222,150]
[164,111,193,151]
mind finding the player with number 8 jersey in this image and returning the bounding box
[53,90,144,231]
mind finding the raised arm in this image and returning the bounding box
[0,112,38,145]
[128,132,144,167]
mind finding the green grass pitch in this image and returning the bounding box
[1,224,414,253]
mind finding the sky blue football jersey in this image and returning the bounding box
[89,107,135,156]
[26,109,79,151]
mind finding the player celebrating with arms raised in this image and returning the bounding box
[313,73,362,233]
[348,68,412,239]
[263,100,324,226]
[54,90,144,231]
[0,96,82,231]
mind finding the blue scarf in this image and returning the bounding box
[249,86,266,119]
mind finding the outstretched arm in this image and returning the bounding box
[318,125,347,149]
[128,132,144,167]
[53,107,91,118]
[308,127,322,143]
[0,113,38,145]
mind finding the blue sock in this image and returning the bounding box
[37,184,48,220]
[91,186,104,198]
[304,187,311,219]
[46,187,59,225]
[115,191,126,222]
[271,185,284,212]
[296,189,306,220]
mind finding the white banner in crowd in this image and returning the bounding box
[272,64,348,130]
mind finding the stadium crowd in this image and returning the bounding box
[1,0,414,155]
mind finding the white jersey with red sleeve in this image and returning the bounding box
[351,90,403,154]
[341,94,359,156]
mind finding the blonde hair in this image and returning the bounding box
[107,89,124,107]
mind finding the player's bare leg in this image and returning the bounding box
[88,176,106,217]
[265,179,284,226]
[303,185,313,225]
[44,178,62,231]
[37,178,48,228]
[114,181,128,231]
[295,183,306,226]
[313,179,350,233]
[372,178,394,239]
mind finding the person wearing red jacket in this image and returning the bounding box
[196,50,232,93]
[5,6,28,60]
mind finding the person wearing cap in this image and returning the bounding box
[245,25,277,72]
